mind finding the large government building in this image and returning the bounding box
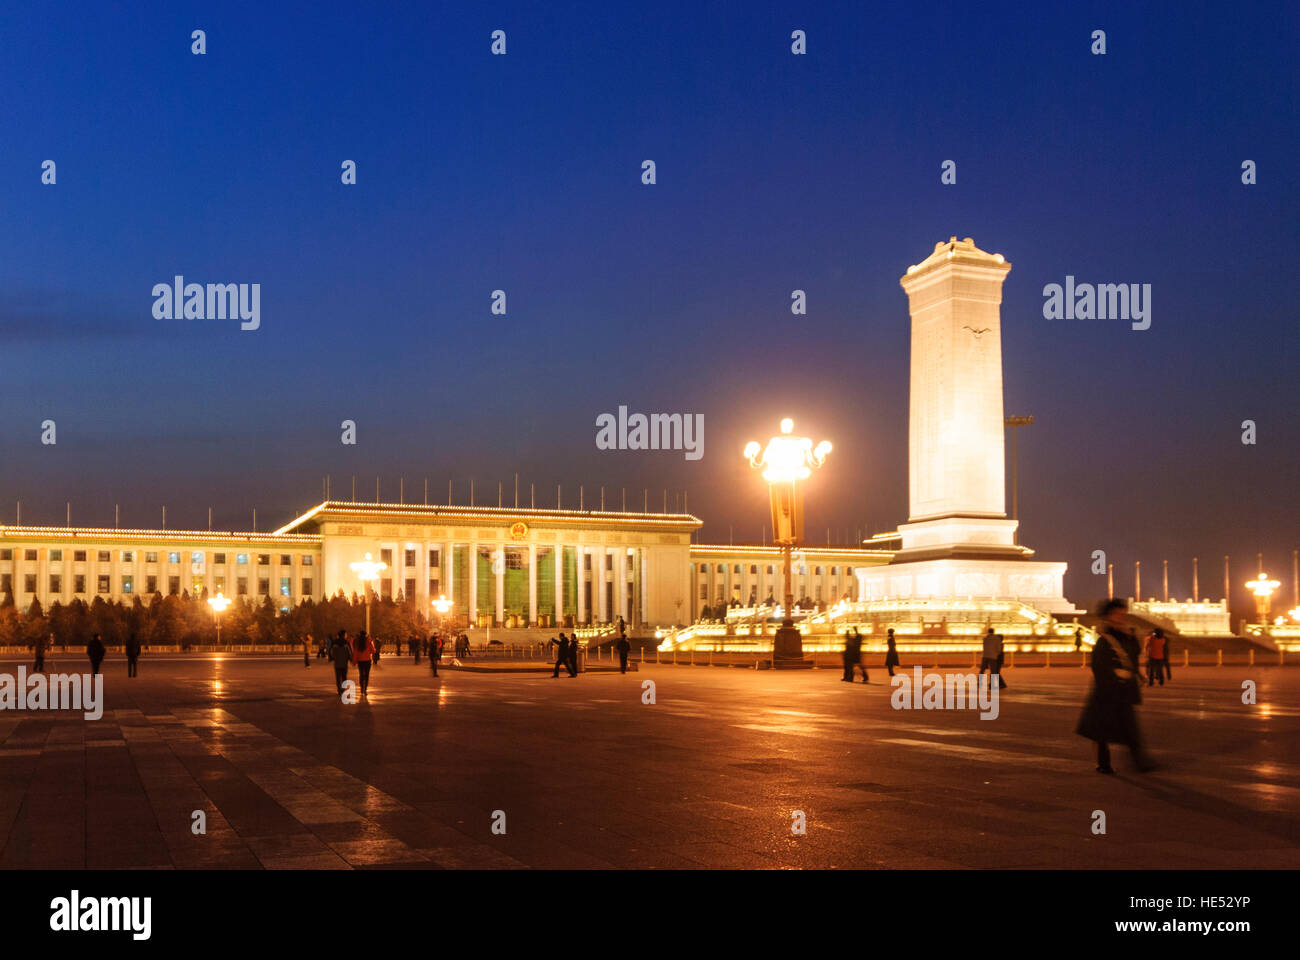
[0,500,891,630]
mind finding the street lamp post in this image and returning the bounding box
[349,552,387,636]
[1004,415,1033,544]
[1246,572,1280,628]
[744,417,831,668]
[207,592,231,647]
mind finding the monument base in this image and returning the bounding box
[772,623,815,669]
[857,556,1079,616]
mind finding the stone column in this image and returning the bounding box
[528,543,538,626]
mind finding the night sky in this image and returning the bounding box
[1,1,1296,615]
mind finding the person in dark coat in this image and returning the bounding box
[34,633,49,673]
[567,636,580,676]
[551,634,570,678]
[884,628,900,677]
[841,630,859,682]
[412,634,421,664]
[125,633,142,677]
[87,633,106,676]
[430,633,440,677]
[616,633,631,673]
[329,630,353,695]
[1076,599,1157,774]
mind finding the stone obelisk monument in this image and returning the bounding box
[856,237,1076,614]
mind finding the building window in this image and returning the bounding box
[74,550,87,562]
[380,549,393,566]
[428,578,440,596]
[74,575,86,593]
[50,549,63,562]
[404,549,416,566]
[168,551,180,563]
[380,577,393,598]
[258,577,269,596]
[168,576,180,595]
[236,553,249,565]
[213,553,226,565]
[301,578,313,596]
[0,549,11,560]
[214,578,226,593]
[846,566,853,577]
[191,552,204,565]
[301,555,313,566]
[25,550,38,561]
[97,575,110,594]
[237,577,249,596]
[0,573,11,593]
[279,577,291,597]
[429,549,440,568]
[279,555,291,566]
[146,575,157,594]
[25,574,38,593]
[122,551,135,563]
[767,565,775,575]
[700,584,708,600]
[749,564,757,574]
[584,553,592,571]
[146,552,158,563]
[257,554,270,565]
[733,564,741,574]
[816,585,823,602]
[404,578,416,599]
[122,577,134,594]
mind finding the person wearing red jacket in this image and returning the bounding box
[353,630,375,694]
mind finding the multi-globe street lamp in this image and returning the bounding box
[432,594,454,629]
[744,417,831,667]
[1246,572,1281,627]
[350,552,388,636]
[207,592,232,646]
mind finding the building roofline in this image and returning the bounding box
[0,525,321,545]
[273,500,703,535]
[690,543,894,559]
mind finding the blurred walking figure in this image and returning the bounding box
[126,634,141,677]
[412,634,421,664]
[548,632,569,676]
[616,632,631,674]
[1145,628,1167,687]
[330,630,353,695]
[302,633,312,668]
[372,637,382,669]
[1077,599,1157,774]
[395,637,403,657]
[567,636,580,676]
[841,629,860,682]
[429,633,440,676]
[33,633,48,673]
[1074,628,1083,652]
[353,631,375,694]
[979,628,1006,689]
[87,634,106,676]
[884,628,900,677]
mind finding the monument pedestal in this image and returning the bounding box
[771,623,814,669]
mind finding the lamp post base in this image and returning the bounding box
[772,621,814,669]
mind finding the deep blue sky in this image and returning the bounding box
[1,0,1296,613]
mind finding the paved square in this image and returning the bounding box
[0,654,1295,868]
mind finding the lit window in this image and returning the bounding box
[236,553,249,565]
[168,552,180,563]
[301,555,313,566]
[122,576,133,595]
[146,552,158,563]
[280,577,290,597]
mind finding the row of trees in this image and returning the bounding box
[0,589,439,647]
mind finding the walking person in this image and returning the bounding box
[616,632,631,674]
[567,636,580,676]
[841,629,860,682]
[126,633,141,678]
[395,637,403,658]
[330,630,352,695]
[1074,628,1083,653]
[353,631,375,694]
[302,633,312,668]
[1145,629,1166,687]
[884,628,900,677]
[551,634,569,678]
[413,634,421,664]
[33,633,48,673]
[1076,599,1157,774]
[430,633,440,677]
[372,637,382,669]
[978,628,1006,689]
[87,633,106,677]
